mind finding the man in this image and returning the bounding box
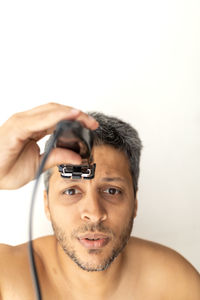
[0,102,199,300]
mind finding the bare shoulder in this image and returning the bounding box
[0,243,23,272]
[128,237,200,299]
[0,236,53,299]
[0,242,30,299]
[0,241,31,282]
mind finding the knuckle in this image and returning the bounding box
[47,102,73,111]
[47,102,60,108]
[9,112,23,122]
[47,102,57,106]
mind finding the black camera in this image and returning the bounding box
[53,120,96,180]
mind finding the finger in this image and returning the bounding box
[24,102,99,130]
[41,148,82,172]
[34,104,99,131]
[11,104,98,141]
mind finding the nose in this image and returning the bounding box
[80,191,107,223]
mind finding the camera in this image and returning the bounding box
[53,120,96,179]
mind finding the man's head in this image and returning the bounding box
[43,112,142,272]
[44,112,142,196]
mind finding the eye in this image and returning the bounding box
[63,188,81,196]
[103,188,121,195]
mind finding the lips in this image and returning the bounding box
[78,233,110,249]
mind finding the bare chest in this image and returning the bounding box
[1,270,168,300]
[1,268,131,300]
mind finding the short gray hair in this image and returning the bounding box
[43,112,142,196]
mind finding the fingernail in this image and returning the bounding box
[70,108,80,115]
[88,115,97,123]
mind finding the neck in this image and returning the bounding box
[55,239,127,297]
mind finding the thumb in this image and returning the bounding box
[41,148,82,172]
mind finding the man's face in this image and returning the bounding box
[44,145,137,272]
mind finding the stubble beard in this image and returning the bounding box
[51,214,134,272]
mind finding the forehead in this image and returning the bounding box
[50,144,132,186]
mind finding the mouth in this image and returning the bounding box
[78,233,110,249]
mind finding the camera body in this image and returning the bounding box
[54,120,96,179]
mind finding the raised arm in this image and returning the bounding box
[0,102,98,190]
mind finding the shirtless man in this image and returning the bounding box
[0,103,199,300]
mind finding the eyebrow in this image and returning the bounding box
[101,177,125,183]
[61,178,82,183]
[60,177,125,183]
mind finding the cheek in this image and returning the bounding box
[107,202,134,229]
[48,198,79,227]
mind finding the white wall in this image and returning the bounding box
[0,0,199,272]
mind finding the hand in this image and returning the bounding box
[0,103,98,190]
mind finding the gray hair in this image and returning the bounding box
[43,112,142,196]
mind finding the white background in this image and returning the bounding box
[0,0,199,272]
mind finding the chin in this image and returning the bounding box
[66,244,123,272]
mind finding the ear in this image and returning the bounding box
[43,190,51,221]
[133,195,138,219]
